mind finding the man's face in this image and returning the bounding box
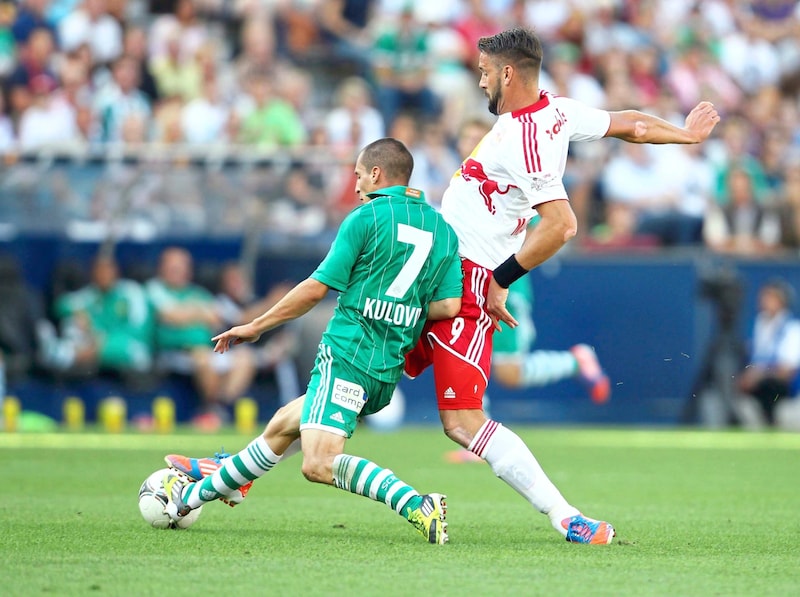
[93,258,118,291]
[353,154,378,203]
[478,52,503,116]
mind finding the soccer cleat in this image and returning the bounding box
[162,471,192,522]
[406,493,449,544]
[571,344,611,404]
[561,514,615,545]
[164,452,253,507]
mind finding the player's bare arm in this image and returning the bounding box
[606,101,720,144]
[212,278,329,353]
[427,297,462,321]
[486,199,577,331]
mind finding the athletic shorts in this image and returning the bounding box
[300,342,394,438]
[404,258,494,410]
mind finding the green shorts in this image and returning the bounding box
[300,343,395,438]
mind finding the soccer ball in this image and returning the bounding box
[138,468,203,529]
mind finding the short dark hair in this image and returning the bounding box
[359,138,414,183]
[477,27,543,76]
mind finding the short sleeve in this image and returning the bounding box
[556,96,611,142]
[311,209,366,292]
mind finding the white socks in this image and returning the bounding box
[469,419,579,535]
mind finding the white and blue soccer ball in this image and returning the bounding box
[138,468,203,529]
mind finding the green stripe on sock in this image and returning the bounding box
[232,455,260,481]
[248,445,275,470]
[349,459,369,493]
[220,466,243,490]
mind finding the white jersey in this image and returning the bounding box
[440,90,611,269]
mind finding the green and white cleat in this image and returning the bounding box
[406,493,448,544]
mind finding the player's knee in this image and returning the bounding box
[300,454,329,484]
[441,420,470,448]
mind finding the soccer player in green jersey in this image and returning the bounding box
[162,138,463,544]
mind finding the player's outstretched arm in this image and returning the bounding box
[212,278,329,353]
[606,101,720,145]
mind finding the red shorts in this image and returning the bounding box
[404,259,494,410]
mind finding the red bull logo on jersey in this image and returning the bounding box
[545,108,567,140]
[460,158,512,215]
[363,298,422,327]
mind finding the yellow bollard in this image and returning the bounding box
[2,395,21,432]
[234,397,258,434]
[152,396,175,434]
[98,396,127,433]
[63,396,85,431]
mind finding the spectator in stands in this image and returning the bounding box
[735,278,800,427]
[122,25,159,103]
[52,253,153,379]
[703,166,784,255]
[664,39,742,115]
[5,26,58,123]
[180,73,230,145]
[236,69,306,149]
[150,27,201,101]
[58,0,122,68]
[148,0,207,65]
[214,262,299,406]
[11,0,57,45]
[598,141,701,247]
[93,54,152,143]
[17,73,79,149]
[372,6,440,128]
[233,16,281,91]
[145,247,252,430]
[323,75,385,155]
[316,0,376,81]
[711,116,771,205]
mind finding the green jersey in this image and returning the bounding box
[55,280,152,341]
[145,279,216,350]
[311,186,462,383]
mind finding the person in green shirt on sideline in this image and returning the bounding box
[145,247,256,429]
[162,138,463,544]
[54,254,153,376]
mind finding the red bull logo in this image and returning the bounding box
[460,158,511,215]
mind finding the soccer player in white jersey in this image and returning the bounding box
[161,138,463,544]
[405,27,720,544]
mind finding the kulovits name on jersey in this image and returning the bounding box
[362,297,422,327]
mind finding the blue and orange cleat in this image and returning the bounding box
[165,451,252,507]
[571,344,611,404]
[561,514,615,544]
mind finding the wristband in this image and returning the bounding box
[492,254,527,289]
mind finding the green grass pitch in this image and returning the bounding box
[2,427,799,596]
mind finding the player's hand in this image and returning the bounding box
[684,101,720,143]
[486,278,518,331]
[212,323,261,353]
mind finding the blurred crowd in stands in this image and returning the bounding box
[3,0,800,428]
[0,0,798,251]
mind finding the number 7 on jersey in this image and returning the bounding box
[386,224,433,299]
